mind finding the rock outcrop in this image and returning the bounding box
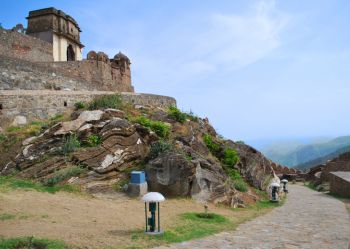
[0,106,282,206]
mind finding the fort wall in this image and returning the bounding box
[0,29,53,62]
[0,90,176,126]
[0,56,133,92]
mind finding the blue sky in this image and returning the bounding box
[1,0,350,147]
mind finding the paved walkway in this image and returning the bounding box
[156,185,350,249]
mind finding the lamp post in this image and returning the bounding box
[142,192,165,235]
[281,179,288,193]
[270,182,280,202]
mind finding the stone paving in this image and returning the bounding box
[155,184,350,249]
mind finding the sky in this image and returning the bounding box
[1,0,350,148]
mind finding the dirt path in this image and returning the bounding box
[156,185,350,249]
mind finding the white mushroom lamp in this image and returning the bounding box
[270,182,280,202]
[142,192,165,235]
[281,179,289,193]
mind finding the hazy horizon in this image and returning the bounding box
[2,0,350,145]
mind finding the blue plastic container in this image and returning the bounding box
[131,171,146,184]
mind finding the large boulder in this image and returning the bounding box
[145,150,242,207]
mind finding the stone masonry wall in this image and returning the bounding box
[0,90,176,127]
[0,56,134,92]
[321,152,350,182]
[329,173,350,198]
[0,29,53,62]
[45,60,134,92]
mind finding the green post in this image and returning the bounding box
[144,202,147,232]
[158,202,160,232]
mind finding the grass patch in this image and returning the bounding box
[59,134,81,156]
[132,212,231,245]
[44,165,87,186]
[0,176,79,194]
[0,213,16,221]
[89,94,123,110]
[0,236,67,249]
[74,101,86,110]
[305,181,317,191]
[0,213,32,221]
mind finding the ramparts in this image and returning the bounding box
[0,29,53,62]
[0,90,176,126]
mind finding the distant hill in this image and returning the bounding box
[262,136,350,168]
[295,144,350,171]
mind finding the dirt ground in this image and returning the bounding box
[0,189,245,249]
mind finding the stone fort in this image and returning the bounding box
[0,7,176,127]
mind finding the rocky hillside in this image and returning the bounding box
[0,95,279,207]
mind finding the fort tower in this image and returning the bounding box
[26,7,84,61]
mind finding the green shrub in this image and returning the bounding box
[0,133,7,142]
[151,121,170,138]
[203,134,220,155]
[89,94,123,110]
[236,140,245,145]
[222,148,239,166]
[149,140,172,159]
[86,134,102,147]
[226,168,242,180]
[132,116,170,138]
[44,165,86,186]
[133,116,152,127]
[74,101,86,110]
[234,179,248,192]
[168,106,187,123]
[186,110,199,122]
[60,134,81,156]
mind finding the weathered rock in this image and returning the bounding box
[145,150,242,206]
[55,110,104,135]
[12,115,27,126]
[146,152,195,197]
[227,141,278,190]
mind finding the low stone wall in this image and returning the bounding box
[329,172,350,198]
[321,152,350,182]
[0,90,176,127]
[0,29,53,62]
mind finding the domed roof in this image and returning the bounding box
[114,51,130,63]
